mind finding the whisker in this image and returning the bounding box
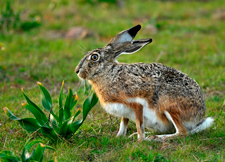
[78,41,87,53]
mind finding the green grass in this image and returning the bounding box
[0,0,225,161]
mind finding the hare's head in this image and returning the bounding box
[75,24,152,80]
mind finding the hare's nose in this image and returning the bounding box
[75,67,79,74]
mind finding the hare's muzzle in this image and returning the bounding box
[75,66,80,74]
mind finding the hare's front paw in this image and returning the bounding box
[116,130,126,137]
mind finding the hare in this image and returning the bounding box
[75,24,214,141]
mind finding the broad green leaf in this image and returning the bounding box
[63,87,73,120]
[68,120,82,133]
[58,120,69,136]
[72,108,81,122]
[0,151,20,161]
[50,111,59,122]
[22,89,46,117]
[22,148,35,161]
[24,139,42,151]
[0,151,14,156]
[4,107,42,133]
[22,103,48,126]
[50,114,59,132]
[70,93,78,110]
[67,93,98,136]
[41,144,55,151]
[22,140,55,161]
[82,93,98,122]
[37,82,59,122]
[82,97,92,121]
[42,98,51,111]
[40,126,58,140]
[18,118,41,132]
[32,144,45,162]
[32,143,55,162]
[37,82,60,124]
[37,82,52,111]
[3,107,20,120]
[22,139,39,161]
[82,97,90,121]
[90,93,98,108]
[0,152,20,161]
[59,81,64,126]
[58,117,73,136]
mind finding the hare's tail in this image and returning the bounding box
[190,117,214,134]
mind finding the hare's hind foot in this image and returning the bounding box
[146,110,188,142]
[128,132,152,138]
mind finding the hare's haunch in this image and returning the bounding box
[75,25,213,141]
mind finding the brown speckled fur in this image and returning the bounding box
[75,25,211,141]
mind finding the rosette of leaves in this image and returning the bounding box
[3,81,98,140]
[0,139,55,162]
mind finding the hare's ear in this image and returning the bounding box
[122,38,152,54]
[108,24,141,47]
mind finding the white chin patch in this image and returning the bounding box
[77,74,84,80]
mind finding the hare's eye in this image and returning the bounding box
[91,54,99,61]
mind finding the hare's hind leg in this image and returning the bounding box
[117,117,129,137]
[149,110,187,141]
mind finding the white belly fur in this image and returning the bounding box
[102,97,169,133]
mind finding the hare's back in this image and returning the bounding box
[131,62,203,96]
[128,63,206,117]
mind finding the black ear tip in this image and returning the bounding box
[133,24,141,31]
[149,38,153,43]
[128,24,142,37]
[135,24,141,30]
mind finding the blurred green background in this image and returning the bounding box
[0,0,225,161]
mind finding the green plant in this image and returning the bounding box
[0,0,41,33]
[0,0,20,32]
[3,81,98,140]
[0,139,55,162]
